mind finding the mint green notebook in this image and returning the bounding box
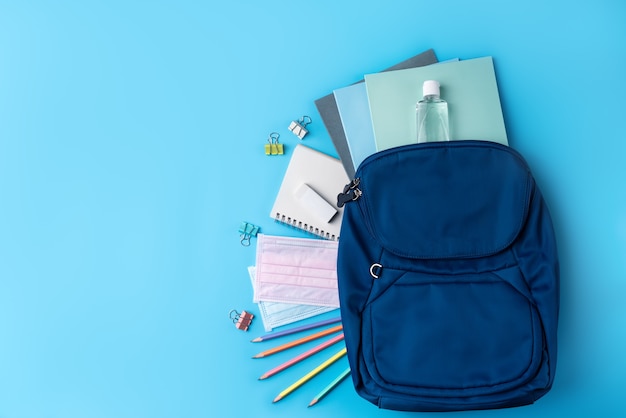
[365,56,508,151]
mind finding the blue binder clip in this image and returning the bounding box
[288,115,312,139]
[239,221,260,246]
[264,132,283,155]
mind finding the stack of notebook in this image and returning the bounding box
[269,49,509,243]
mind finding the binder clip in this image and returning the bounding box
[230,309,254,331]
[288,115,312,139]
[238,221,260,246]
[264,132,284,155]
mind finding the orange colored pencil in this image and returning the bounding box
[252,324,343,359]
[259,333,345,379]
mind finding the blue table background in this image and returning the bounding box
[1,1,625,417]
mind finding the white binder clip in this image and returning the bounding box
[288,115,312,139]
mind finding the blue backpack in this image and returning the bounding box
[336,140,559,412]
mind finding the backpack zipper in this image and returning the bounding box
[337,178,362,208]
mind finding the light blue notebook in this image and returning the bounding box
[333,83,377,170]
[365,56,508,151]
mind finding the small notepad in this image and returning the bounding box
[270,144,349,240]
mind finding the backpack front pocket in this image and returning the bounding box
[361,267,543,398]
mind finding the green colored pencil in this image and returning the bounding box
[308,367,351,407]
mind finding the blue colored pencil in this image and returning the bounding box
[308,367,351,407]
[251,316,341,342]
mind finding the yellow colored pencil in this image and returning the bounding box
[273,347,347,403]
[252,324,343,359]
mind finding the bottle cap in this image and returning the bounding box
[423,80,440,97]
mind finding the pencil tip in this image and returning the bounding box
[273,395,282,403]
[258,375,267,380]
[252,354,263,359]
[251,337,262,342]
[308,399,318,407]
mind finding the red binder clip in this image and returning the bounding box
[230,309,255,331]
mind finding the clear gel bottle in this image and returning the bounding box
[416,80,450,143]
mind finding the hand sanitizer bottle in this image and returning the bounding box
[416,80,450,143]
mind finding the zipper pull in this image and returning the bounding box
[337,178,362,208]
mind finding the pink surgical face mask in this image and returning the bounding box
[253,234,339,307]
[248,266,337,332]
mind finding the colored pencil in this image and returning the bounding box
[273,347,347,403]
[252,324,343,359]
[308,367,351,407]
[259,334,345,380]
[251,316,341,342]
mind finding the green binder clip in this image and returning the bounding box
[288,115,312,139]
[239,221,260,246]
[264,132,283,155]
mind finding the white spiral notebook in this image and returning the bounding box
[269,144,349,240]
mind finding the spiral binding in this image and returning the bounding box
[274,212,338,241]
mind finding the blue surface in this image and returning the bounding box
[0,1,624,417]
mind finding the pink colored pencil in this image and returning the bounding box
[258,333,345,380]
